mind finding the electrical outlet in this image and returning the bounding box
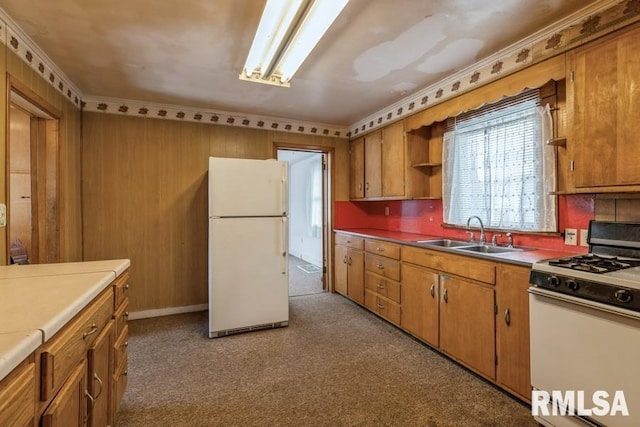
[0,204,5,227]
[564,228,577,246]
[580,229,589,247]
[384,206,390,216]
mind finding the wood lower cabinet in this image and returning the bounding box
[41,360,88,427]
[363,239,401,325]
[439,275,496,380]
[496,264,532,402]
[334,233,365,304]
[87,321,113,427]
[112,272,130,418]
[0,360,36,427]
[400,263,439,347]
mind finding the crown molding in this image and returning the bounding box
[348,0,633,137]
[83,96,349,138]
[0,7,83,107]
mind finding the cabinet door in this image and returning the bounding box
[440,275,495,379]
[496,264,531,402]
[364,131,382,197]
[401,264,439,347]
[569,24,640,188]
[334,244,348,296]
[349,137,365,199]
[382,121,405,198]
[87,321,113,427]
[347,249,365,305]
[42,360,87,427]
[0,362,36,427]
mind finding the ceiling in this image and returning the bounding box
[0,0,601,128]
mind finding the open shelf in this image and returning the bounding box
[412,162,442,168]
[546,137,566,147]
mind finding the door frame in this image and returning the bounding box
[6,75,61,264]
[274,143,335,292]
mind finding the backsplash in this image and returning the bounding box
[335,194,595,253]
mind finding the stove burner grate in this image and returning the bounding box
[547,254,640,273]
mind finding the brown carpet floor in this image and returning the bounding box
[116,293,536,427]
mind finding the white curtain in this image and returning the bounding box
[443,103,556,232]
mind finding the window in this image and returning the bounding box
[442,89,557,232]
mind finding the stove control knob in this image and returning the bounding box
[547,276,561,287]
[566,280,579,291]
[615,289,633,304]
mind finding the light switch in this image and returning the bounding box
[564,228,577,246]
[0,203,5,227]
[580,229,589,247]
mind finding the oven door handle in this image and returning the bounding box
[528,286,640,320]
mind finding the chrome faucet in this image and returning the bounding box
[466,216,486,244]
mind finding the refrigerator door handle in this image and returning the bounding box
[281,172,287,217]
[281,217,288,274]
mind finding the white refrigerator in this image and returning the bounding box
[208,157,289,338]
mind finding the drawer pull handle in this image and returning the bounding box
[86,390,95,409]
[504,308,511,326]
[122,369,129,377]
[376,303,385,309]
[125,283,130,290]
[124,341,129,348]
[376,247,384,252]
[429,283,435,298]
[343,255,347,264]
[443,288,448,303]
[376,263,384,270]
[348,257,352,266]
[377,283,385,290]
[83,323,98,339]
[124,311,130,321]
[93,373,104,399]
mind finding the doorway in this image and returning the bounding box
[277,148,330,297]
[6,84,60,264]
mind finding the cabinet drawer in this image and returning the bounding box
[39,288,114,401]
[335,233,364,250]
[364,290,400,325]
[402,246,442,269]
[365,271,400,303]
[113,299,129,339]
[0,361,36,427]
[113,271,130,310]
[114,325,129,371]
[365,239,400,260]
[365,253,400,281]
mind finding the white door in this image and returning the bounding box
[209,216,288,336]
[209,157,286,217]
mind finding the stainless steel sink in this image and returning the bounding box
[414,239,475,248]
[455,245,524,254]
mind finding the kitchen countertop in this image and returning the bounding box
[335,228,573,267]
[0,259,130,382]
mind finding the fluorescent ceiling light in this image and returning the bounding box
[240,0,349,87]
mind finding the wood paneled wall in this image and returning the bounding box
[82,112,348,312]
[0,48,83,264]
[595,195,640,222]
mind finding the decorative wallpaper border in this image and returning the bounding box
[82,97,349,138]
[348,0,638,137]
[0,9,83,108]
[1,1,638,140]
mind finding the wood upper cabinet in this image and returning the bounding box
[349,121,406,200]
[439,275,496,380]
[364,130,383,197]
[568,23,640,189]
[496,264,532,402]
[349,137,365,199]
[400,263,439,347]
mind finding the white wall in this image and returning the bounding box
[284,152,323,266]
